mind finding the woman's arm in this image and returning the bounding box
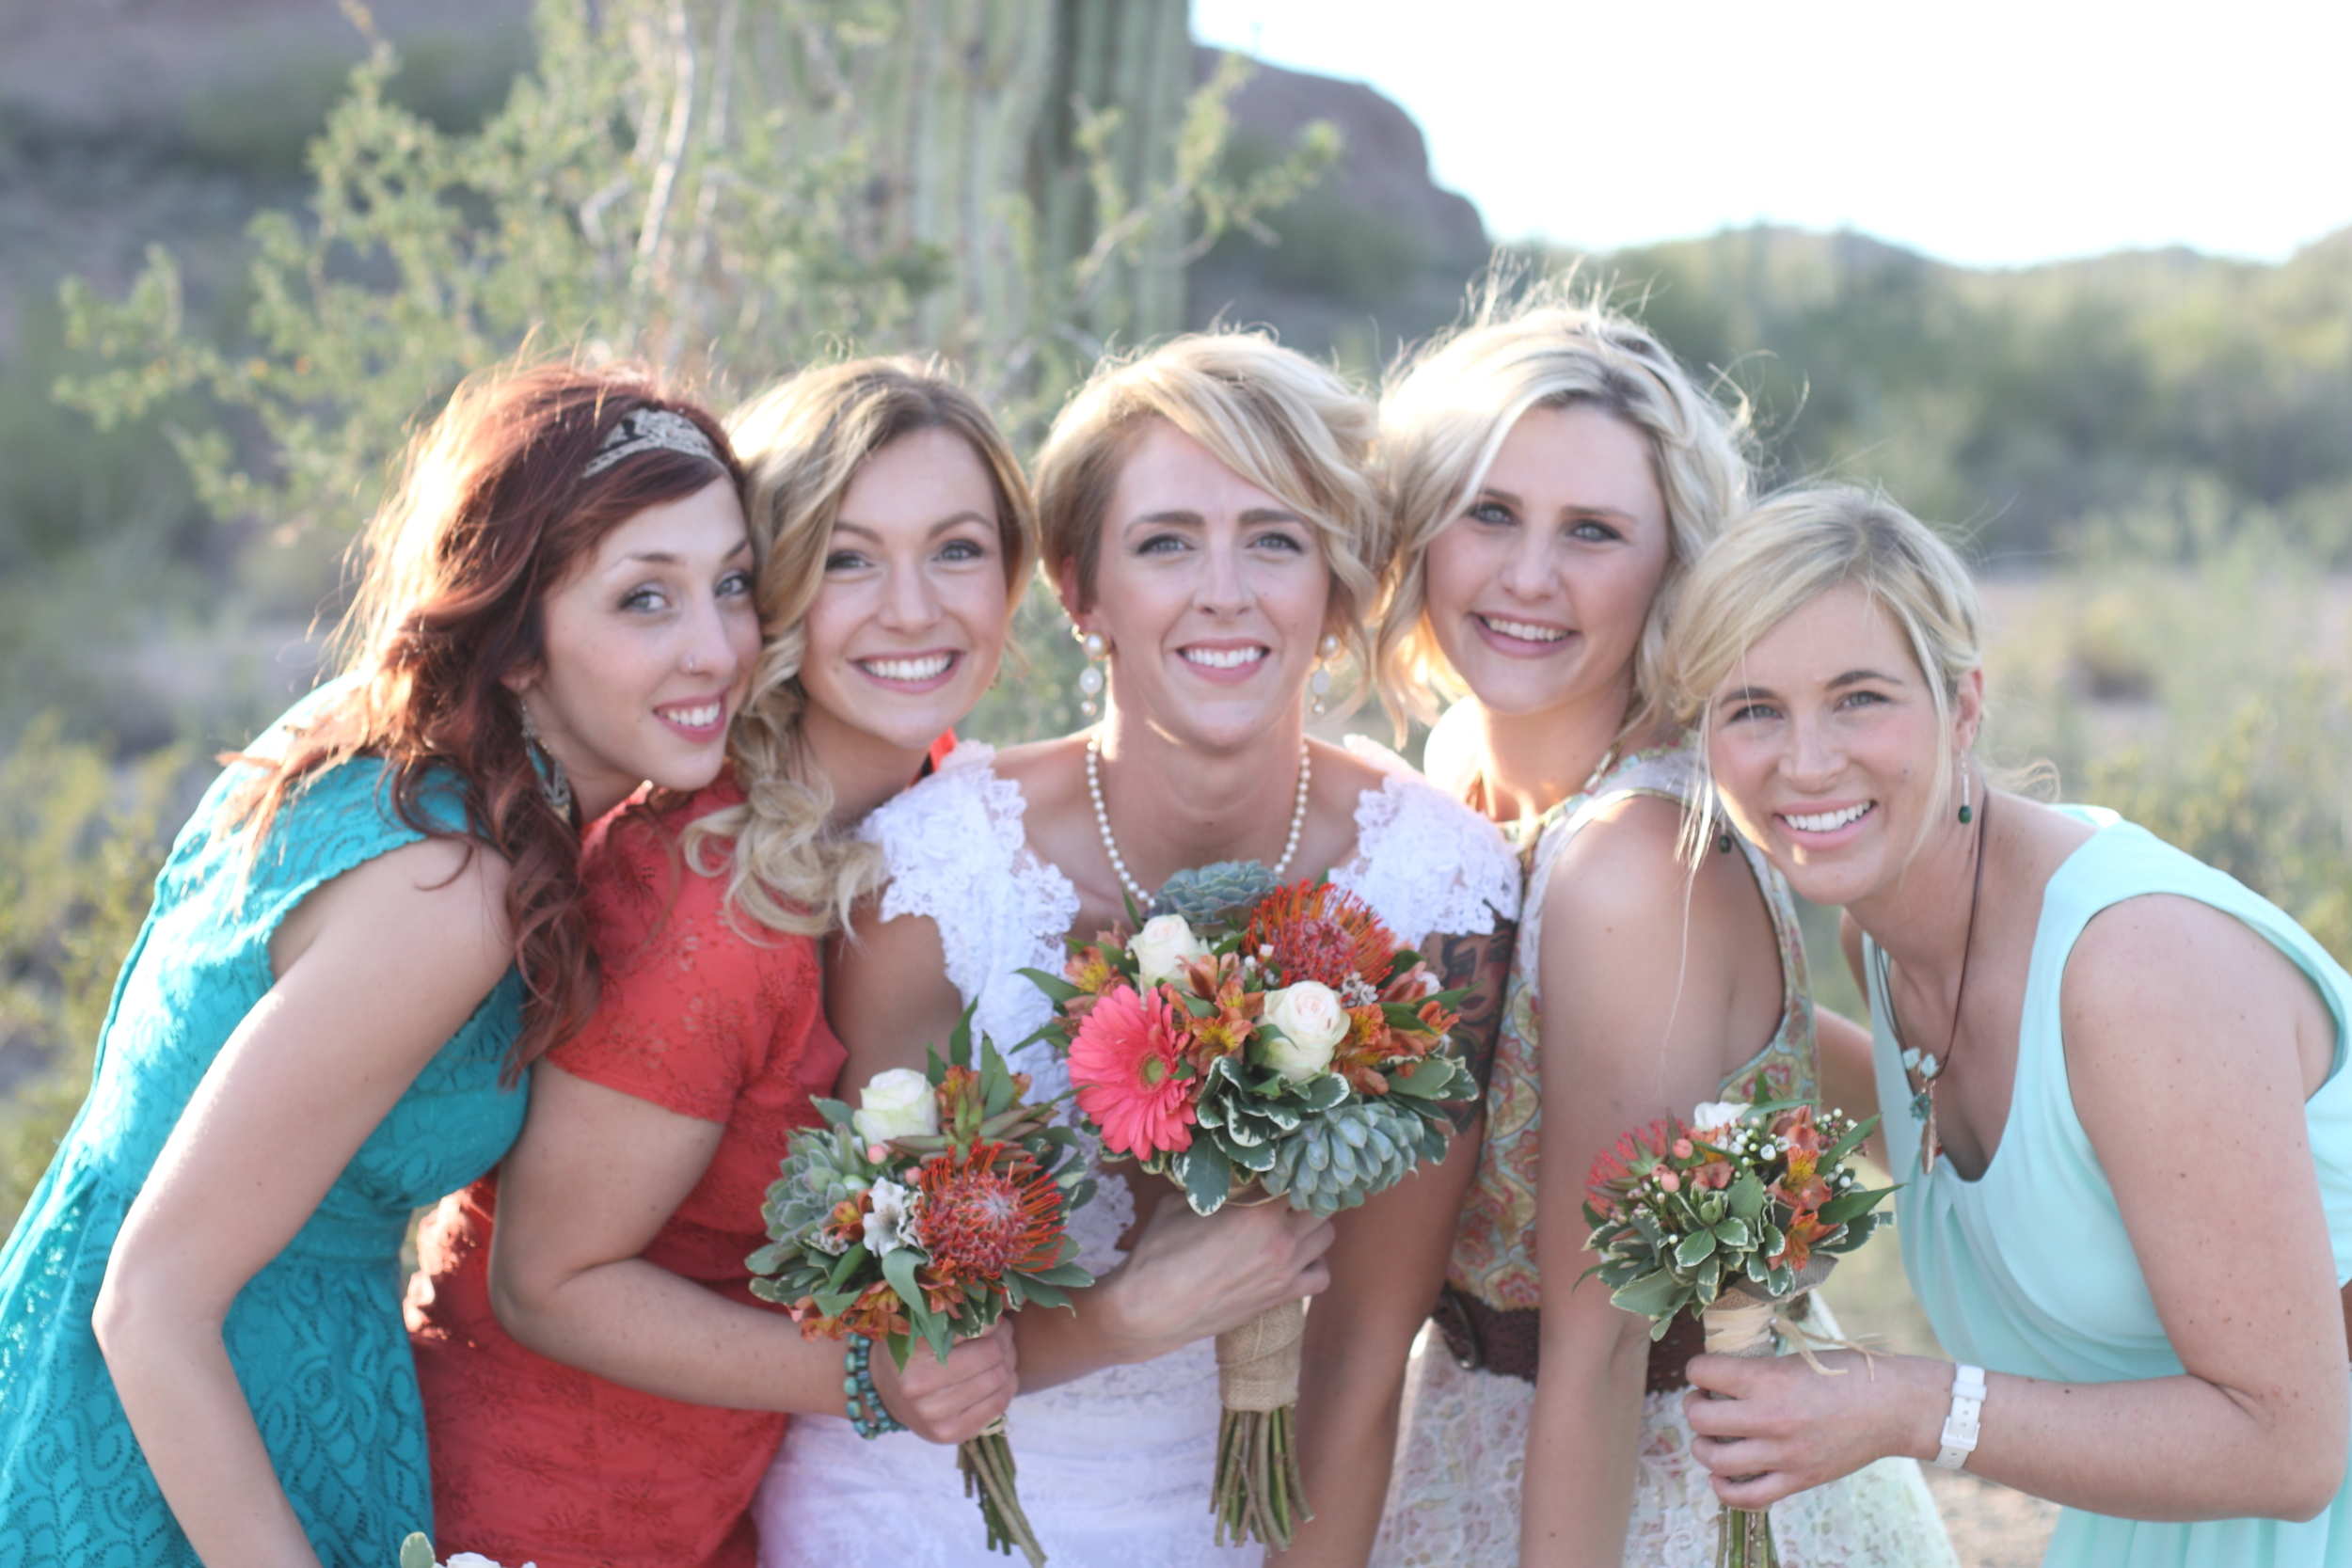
[1279,922,1513,1567]
[1523,799,1788,1568]
[827,898,1340,1394]
[1686,894,2349,1523]
[486,1063,1015,1440]
[93,837,515,1568]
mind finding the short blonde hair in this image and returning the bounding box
[1664,484,1984,844]
[692,357,1037,938]
[1374,288,1750,735]
[1034,331,1380,682]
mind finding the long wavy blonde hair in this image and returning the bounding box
[1374,282,1751,738]
[686,357,1036,938]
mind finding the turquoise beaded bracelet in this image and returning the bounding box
[844,1336,909,1439]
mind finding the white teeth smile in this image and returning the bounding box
[665,703,723,728]
[1480,615,1566,643]
[1182,646,1266,670]
[862,654,953,682]
[1784,803,1870,833]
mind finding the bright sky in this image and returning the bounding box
[1193,0,2351,269]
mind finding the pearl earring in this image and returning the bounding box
[1308,632,1341,717]
[1075,627,1107,719]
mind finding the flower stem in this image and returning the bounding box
[958,1428,1045,1566]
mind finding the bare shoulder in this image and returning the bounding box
[2064,893,2314,1054]
[273,832,511,977]
[1542,794,1724,935]
[1310,734,1390,814]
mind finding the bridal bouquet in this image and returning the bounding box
[749,1018,1094,1567]
[1023,863,1476,1548]
[1582,1099,1897,1568]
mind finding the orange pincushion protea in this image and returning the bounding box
[914,1141,1066,1279]
[1244,881,1398,990]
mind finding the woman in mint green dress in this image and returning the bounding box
[1667,485,2352,1566]
[0,363,761,1567]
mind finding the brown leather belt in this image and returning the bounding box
[1432,1285,1808,1394]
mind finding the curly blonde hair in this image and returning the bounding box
[1374,283,1750,737]
[688,357,1035,938]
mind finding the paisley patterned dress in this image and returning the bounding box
[1375,744,1955,1568]
[0,697,527,1567]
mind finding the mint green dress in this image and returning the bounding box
[0,697,528,1567]
[1868,807,2352,1567]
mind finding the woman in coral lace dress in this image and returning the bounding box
[406,360,1032,1568]
[1367,293,1954,1568]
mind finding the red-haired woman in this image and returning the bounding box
[0,364,758,1568]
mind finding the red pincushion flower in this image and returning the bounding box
[914,1141,1066,1280]
[1068,983,1198,1158]
[1245,880,1399,990]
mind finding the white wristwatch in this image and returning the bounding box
[1932,1362,1987,1470]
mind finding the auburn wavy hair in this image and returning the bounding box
[229,361,740,1080]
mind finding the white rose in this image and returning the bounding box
[1133,913,1211,990]
[1690,1101,1748,1138]
[1260,980,1349,1082]
[852,1069,940,1145]
[445,1556,536,1568]
[863,1177,920,1256]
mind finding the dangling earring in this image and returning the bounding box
[1308,632,1340,717]
[517,701,574,818]
[1957,757,1974,825]
[1074,627,1108,720]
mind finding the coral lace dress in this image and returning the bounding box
[407,778,847,1568]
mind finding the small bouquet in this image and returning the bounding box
[1582,1099,1897,1568]
[749,1017,1094,1567]
[1024,862,1476,1548]
[396,1539,532,1568]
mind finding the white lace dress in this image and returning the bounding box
[754,741,1519,1568]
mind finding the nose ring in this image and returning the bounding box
[685,653,701,674]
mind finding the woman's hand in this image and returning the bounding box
[870,1321,1022,1444]
[1681,1350,1947,1508]
[1090,1196,1337,1363]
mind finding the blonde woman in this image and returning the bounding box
[1369,294,1954,1568]
[1667,487,2352,1568]
[756,330,1519,1568]
[406,359,1033,1568]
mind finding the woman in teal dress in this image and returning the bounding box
[1666,485,2352,1566]
[0,362,762,1567]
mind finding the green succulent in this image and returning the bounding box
[1148,860,1282,932]
[746,1117,866,1288]
[1262,1093,1446,1216]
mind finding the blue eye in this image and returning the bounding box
[1571,518,1624,543]
[940,537,989,562]
[718,568,755,597]
[1467,500,1516,527]
[825,550,869,572]
[1136,532,1190,555]
[1253,531,1307,553]
[619,585,667,613]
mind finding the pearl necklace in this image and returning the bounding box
[1086,733,1312,911]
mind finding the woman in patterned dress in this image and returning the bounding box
[1368,293,1956,1568]
[406,359,1029,1568]
[755,330,1522,1568]
[0,363,757,1567]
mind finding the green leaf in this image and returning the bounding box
[401,1532,437,1568]
[1818,1184,1900,1226]
[811,1097,853,1130]
[880,1243,924,1308]
[1018,966,1083,1003]
[1179,1144,1234,1214]
[1712,1216,1751,1249]
[1674,1227,1718,1267]
[1610,1267,1683,1319]
[1823,1113,1882,1168]
[1029,1261,1095,1287]
[1727,1169,1768,1222]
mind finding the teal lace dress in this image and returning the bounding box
[0,704,528,1567]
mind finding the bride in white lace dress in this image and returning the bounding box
[1368,293,1955,1567]
[755,333,1520,1568]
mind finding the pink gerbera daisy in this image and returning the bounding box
[1069,983,1198,1158]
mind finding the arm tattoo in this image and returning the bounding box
[1422,923,1516,1135]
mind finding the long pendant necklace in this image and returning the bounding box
[1874,790,1991,1174]
[1086,732,1312,911]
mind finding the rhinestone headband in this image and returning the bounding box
[580,408,725,480]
